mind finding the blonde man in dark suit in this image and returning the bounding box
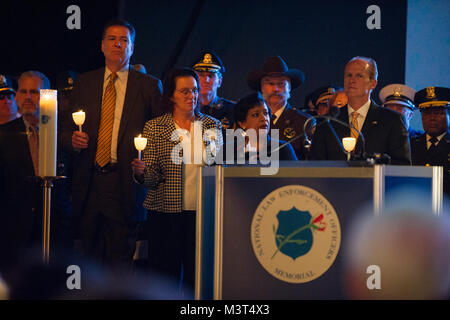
[311,56,411,165]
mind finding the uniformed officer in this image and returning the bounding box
[192,51,235,129]
[310,85,343,116]
[247,56,311,159]
[411,86,450,196]
[0,74,18,125]
[379,83,422,138]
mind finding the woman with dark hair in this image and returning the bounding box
[131,67,222,296]
[233,92,297,161]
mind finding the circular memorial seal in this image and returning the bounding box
[251,185,341,283]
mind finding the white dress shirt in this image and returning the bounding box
[348,99,371,130]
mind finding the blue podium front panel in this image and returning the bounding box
[220,175,372,299]
[197,164,438,300]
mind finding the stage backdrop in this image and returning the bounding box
[1,0,448,130]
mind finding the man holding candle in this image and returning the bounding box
[310,56,411,165]
[69,19,162,269]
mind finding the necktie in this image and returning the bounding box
[428,136,438,153]
[270,114,277,125]
[350,112,360,140]
[95,72,117,167]
[28,126,39,175]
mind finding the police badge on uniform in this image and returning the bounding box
[283,127,296,139]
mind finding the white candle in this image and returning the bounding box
[342,137,356,152]
[342,137,356,161]
[134,134,147,160]
[72,110,85,132]
[39,90,58,177]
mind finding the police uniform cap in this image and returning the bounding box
[0,74,16,95]
[414,86,450,109]
[55,70,78,92]
[379,84,416,110]
[312,85,342,107]
[193,52,225,74]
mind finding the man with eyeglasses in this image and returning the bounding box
[192,51,235,130]
[68,19,162,270]
[247,56,311,159]
[0,75,18,125]
[411,86,450,197]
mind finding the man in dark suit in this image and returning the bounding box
[247,56,312,160]
[0,71,63,269]
[70,19,162,269]
[410,87,450,196]
[311,56,411,165]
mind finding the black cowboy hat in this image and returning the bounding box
[247,56,305,91]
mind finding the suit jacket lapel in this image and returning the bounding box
[159,113,178,143]
[117,69,139,147]
[335,105,350,139]
[87,68,105,145]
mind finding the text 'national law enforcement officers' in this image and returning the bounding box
[192,51,235,129]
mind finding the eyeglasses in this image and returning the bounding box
[177,88,199,96]
[0,93,14,100]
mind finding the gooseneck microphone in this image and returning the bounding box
[302,106,366,159]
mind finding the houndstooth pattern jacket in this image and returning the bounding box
[141,112,223,213]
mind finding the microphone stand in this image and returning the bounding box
[301,108,366,161]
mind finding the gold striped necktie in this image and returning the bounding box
[95,72,117,167]
[350,111,360,140]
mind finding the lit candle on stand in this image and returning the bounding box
[134,134,147,160]
[72,110,85,132]
[39,90,58,177]
[342,137,356,161]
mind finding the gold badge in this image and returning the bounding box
[426,87,436,100]
[284,127,296,139]
[393,87,402,97]
[203,53,213,64]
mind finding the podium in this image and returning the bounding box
[195,162,443,299]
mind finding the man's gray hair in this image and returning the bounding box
[18,71,51,89]
[348,56,378,81]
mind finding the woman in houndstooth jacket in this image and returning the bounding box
[131,68,222,296]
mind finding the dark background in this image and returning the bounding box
[1,0,406,107]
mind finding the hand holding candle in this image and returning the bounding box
[72,110,85,132]
[134,134,147,160]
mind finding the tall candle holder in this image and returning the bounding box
[39,89,65,264]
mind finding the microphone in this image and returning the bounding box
[271,108,345,155]
[302,109,367,160]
